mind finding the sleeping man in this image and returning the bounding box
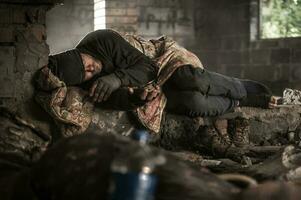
[34,29,273,135]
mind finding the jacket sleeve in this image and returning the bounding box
[103,30,158,87]
[99,88,145,110]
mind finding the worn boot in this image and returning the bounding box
[210,119,233,156]
[229,118,250,147]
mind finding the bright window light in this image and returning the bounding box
[260,0,301,39]
[94,0,106,30]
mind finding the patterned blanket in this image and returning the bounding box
[35,32,203,136]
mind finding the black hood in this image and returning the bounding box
[48,49,85,85]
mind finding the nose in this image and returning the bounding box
[86,64,95,72]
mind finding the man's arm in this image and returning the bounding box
[77,30,158,87]
[110,31,158,87]
[76,30,158,102]
[98,88,146,110]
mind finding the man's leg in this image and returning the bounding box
[167,65,247,99]
[164,89,237,117]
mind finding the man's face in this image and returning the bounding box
[81,53,102,81]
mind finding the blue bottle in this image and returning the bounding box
[109,129,165,200]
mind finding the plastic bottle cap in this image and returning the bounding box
[131,129,150,144]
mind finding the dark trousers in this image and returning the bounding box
[164,66,247,117]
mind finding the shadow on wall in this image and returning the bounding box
[46,0,94,54]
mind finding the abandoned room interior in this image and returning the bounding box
[0,0,301,199]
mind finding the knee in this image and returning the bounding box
[182,93,214,117]
[170,65,205,90]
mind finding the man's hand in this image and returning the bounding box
[130,85,161,102]
[90,74,121,102]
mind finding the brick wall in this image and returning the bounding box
[46,0,300,94]
[0,3,50,109]
[0,0,60,131]
[106,0,301,94]
[105,0,138,34]
[193,0,301,94]
[46,0,94,54]
[105,0,196,48]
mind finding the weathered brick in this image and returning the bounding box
[0,46,15,97]
[271,48,290,64]
[0,27,14,43]
[127,8,139,16]
[74,0,94,4]
[106,16,137,24]
[25,7,47,24]
[106,8,127,16]
[107,24,137,34]
[30,25,46,42]
[0,9,11,24]
[12,8,27,24]
[106,1,136,8]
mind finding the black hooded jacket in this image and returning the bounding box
[76,29,158,87]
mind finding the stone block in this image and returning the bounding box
[250,49,271,64]
[258,39,280,49]
[274,64,290,82]
[290,64,301,82]
[244,65,280,82]
[271,48,291,64]
[196,50,220,67]
[279,37,301,49]
[220,51,249,65]
[224,65,245,78]
[221,37,242,51]
[198,37,222,50]
[250,41,260,49]
[292,49,301,63]
[0,46,15,97]
[218,21,248,36]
